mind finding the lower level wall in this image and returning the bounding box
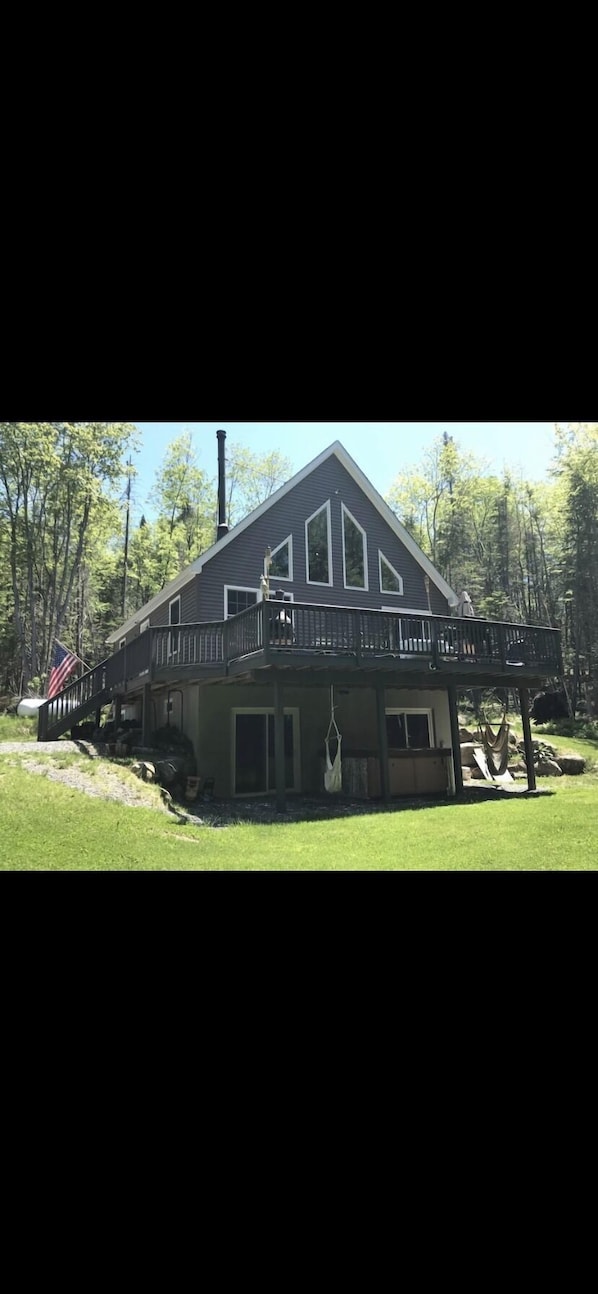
[188,681,454,799]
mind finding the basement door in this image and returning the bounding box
[233,708,301,795]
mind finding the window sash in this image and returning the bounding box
[342,504,368,590]
[379,551,403,595]
[269,534,293,581]
[305,501,332,586]
[386,709,433,750]
[224,586,260,619]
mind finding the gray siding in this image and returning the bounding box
[118,578,199,646]
[197,456,448,620]
[194,681,453,797]
[116,450,449,641]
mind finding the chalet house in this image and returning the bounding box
[38,431,563,805]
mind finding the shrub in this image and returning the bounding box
[536,718,598,742]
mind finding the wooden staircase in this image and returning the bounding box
[38,658,113,741]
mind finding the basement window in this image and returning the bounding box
[306,501,332,586]
[386,709,432,750]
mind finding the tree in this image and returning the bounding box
[0,422,136,689]
[148,432,216,590]
[225,446,293,526]
[552,424,598,710]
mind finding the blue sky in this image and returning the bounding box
[130,421,560,518]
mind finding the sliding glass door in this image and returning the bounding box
[233,709,300,795]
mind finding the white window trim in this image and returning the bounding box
[140,618,150,633]
[224,585,261,619]
[386,707,435,749]
[231,707,302,796]
[119,637,126,650]
[268,534,294,582]
[305,499,333,587]
[168,595,181,658]
[341,503,368,592]
[379,550,404,596]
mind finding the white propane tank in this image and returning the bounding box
[16,697,46,717]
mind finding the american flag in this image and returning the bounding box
[48,641,78,699]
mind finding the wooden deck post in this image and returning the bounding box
[142,683,153,748]
[38,703,48,742]
[447,685,463,796]
[113,695,122,732]
[274,675,286,812]
[519,686,537,791]
[376,684,390,801]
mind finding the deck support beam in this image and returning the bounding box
[519,687,537,791]
[142,684,152,748]
[274,675,286,813]
[376,684,390,802]
[447,685,463,796]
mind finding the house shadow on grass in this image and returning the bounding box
[174,784,555,829]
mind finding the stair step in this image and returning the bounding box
[44,689,111,740]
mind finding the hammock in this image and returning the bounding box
[324,685,342,793]
[482,716,510,778]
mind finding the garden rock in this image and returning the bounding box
[558,753,586,775]
[131,760,156,783]
[536,758,564,776]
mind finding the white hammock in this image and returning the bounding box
[324,686,342,793]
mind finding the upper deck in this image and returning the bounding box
[37,600,562,739]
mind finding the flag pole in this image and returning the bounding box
[55,639,92,673]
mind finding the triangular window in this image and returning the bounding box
[269,534,293,581]
[379,551,403,595]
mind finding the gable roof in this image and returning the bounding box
[107,440,458,643]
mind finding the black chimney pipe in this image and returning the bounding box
[216,429,228,542]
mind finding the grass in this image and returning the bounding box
[2,747,598,870]
[2,710,597,870]
[0,713,38,742]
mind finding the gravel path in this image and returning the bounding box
[1,741,170,812]
[0,740,98,755]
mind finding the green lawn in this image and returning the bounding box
[2,750,598,870]
[2,713,597,870]
[0,713,38,742]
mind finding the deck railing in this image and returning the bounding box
[133,603,563,676]
[39,602,563,739]
[152,621,225,670]
[38,656,110,739]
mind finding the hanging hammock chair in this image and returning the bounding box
[324,685,343,793]
[482,715,511,778]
